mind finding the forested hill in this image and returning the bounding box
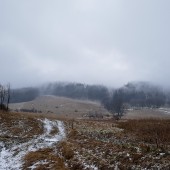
[10,82,109,103]
[10,87,40,103]
[10,82,170,109]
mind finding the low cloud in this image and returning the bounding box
[0,0,170,88]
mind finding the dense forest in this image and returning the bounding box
[106,82,166,109]
[10,87,40,103]
[10,82,170,113]
[10,82,109,103]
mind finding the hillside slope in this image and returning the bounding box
[9,95,109,118]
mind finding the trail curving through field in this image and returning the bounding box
[0,119,65,170]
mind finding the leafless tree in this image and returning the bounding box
[112,89,125,119]
[0,83,11,111]
[0,84,5,110]
[6,83,11,111]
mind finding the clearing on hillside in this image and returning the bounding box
[9,95,110,118]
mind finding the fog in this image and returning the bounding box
[0,0,170,88]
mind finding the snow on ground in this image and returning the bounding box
[83,163,98,170]
[0,119,65,170]
[28,160,49,170]
[159,108,170,115]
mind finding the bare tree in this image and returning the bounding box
[0,84,5,110]
[0,83,11,111]
[6,83,11,111]
[112,89,125,120]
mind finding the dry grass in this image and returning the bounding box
[23,148,67,170]
[49,126,59,135]
[0,111,70,170]
[0,111,43,141]
[118,119,170,148]
[1,109,170,169]
[58,141,74,160]
[124,108,170,119]
[60,118,170,169]
[0,111,67,169]
[9,96,109,118]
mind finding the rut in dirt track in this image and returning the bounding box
[0,118,65,170]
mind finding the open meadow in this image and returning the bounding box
[0,97,169,169]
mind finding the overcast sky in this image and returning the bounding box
[0,0,170,88]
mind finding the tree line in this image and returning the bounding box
[41,82,109,101]
[102,82,167,119]
[9,82,169,118]
[10,83,109,103]
[10,87,39,103]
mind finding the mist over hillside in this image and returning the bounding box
[9,81,170,109]
[10,82,108,103]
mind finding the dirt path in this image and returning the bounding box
[0,119,65,170]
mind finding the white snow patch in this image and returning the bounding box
[84,163,98,170]
[159,108,170,115]
[160,153,165,156]
[28,160,49,170]
[0,119,65,170]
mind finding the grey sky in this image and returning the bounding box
[0,0,170,88]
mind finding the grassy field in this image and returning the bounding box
[0,110,169,169]
[9,95,170,121]
[2,97,170,169]
[9,95,110,118]
[61,118,170,169]
[124,108,170,119]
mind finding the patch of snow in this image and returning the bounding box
[114,164,119,170]
[0,119,65,170]
[135,147,141,153]
[28,160,49,170]
[159,108,170,115]
[160,153,165,156]
[84,163,98,170]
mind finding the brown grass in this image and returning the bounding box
[0,111,43,140]
[61,118,170,169]
[58,141,74,160]
[9,96,109,119]
[23,148,67,170]
[1,109,170,169]
[49,127,59,135]
[118,119,170,149]
[0,111,69,169]
[124,109,170,119]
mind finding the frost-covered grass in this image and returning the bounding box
[118,119,170,148]
[0,111,66,170]
[61,119,170,170]
[0,112,44,140]
[1,111,170,169]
